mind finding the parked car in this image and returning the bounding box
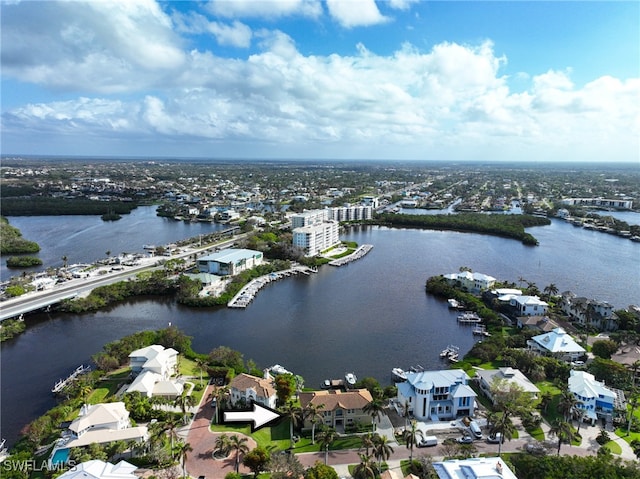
[525,442,547,456]
[457,435,474,444]
[486,433,503,444]
[417,436,438,447]
[469,420,482,439]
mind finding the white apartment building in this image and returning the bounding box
[293,221,340,256]
[290,210,329,228]
[327,205,373,222]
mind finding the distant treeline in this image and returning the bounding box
[0,217,41,254]
[0,197,138,216]
[372,212,549,245]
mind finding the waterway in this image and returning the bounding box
[1,208,639,446]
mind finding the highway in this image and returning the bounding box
[0,235,242,322]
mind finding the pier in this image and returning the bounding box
[328,244,373,266]
[227,265,317,308]
[51,365,91,394]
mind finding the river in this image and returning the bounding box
[1,208,639,446]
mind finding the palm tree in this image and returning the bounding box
[572,406,586,434]
[538,391,553,413]
[627,389,640,436]
[543,283,559,301]
[174,440,192,479]
[214,433,231,457]
[557,390,579,421]
[550,418,575,456]
[629,360,640,388]
[174,391,195,424]
[165,415,181,453]
[282,401,303,448]
[303,402,325,444]
[372,434,394,469]
[317,427,337,465]
[359,432,375,457]
[353,453,377,479]
[228,434,249,473]
[195,358,207,384]
[403,420,423,462]
[490,412,516,456]
[401,400,411,427]
[363,398,385,431]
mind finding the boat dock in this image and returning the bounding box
[52,365,91,393]
[227,265,316,308]
[328,244,373,266]
[457,312,482,323]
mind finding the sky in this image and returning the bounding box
[1,0,639,163]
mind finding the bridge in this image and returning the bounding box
[0,291,78,322]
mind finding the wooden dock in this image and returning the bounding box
[52,365,91,393]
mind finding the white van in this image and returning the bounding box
[417,436,438,447]
[469,420,482,439]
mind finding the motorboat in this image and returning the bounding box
[391,368,407,382]
[345,372,357,387]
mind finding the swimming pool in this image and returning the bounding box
[51,448,69,465]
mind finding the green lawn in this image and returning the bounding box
[604,440,622,455]
[615,402,640,445]
[526,426,545,441]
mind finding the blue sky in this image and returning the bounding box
[1,0,638,162]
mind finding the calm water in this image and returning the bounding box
[1,211,639,446]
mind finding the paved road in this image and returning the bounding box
[180,391,637,479]
[0,235,244,321]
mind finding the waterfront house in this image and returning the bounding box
[560,292,618,331]
[298,389,373,430]
[510,295,548,316]
[443,271,496,293]
[527,327,586,361]
[396,370,476,421]
[516,315,557,332]
[128,345,178,377]
[126,345,183,398]
[568,370,617,425]
[476,367,540,404]
[228,373,277,409]
[197,248,264,276]
[66,402,148,448]
[56,460,138,479]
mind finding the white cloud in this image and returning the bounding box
[173,11,252,48]
[326,0,389,28]
[206,0,322,19]
[1,2,638,162]
[388,0,420,10]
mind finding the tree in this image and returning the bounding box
[174,391,195,424]
[303,401,325,444]
[275,374,297,406]
[372,433,394,469]
[317,427,337,465]
[174,440,192,479]
[363,398,385,431]
[543,283,558,301]
[352,453,377,479]
[591,339,619,360]
[538,391,553,413]
[269,450,305,479]
[228,434,249,473]
[242,447,270,478]
[214,433,231,457]
[165,415,181,452]
[557,390,579,421]
[208,346,245,372]
[282,401,303,448]
[62,255,68,268]
[549,419,575,456]
[627,388,640,436]
[195,358,207,384]
[403,420,423,462]
[304,461,339,479]
[490,412,517,456]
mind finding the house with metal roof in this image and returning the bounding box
[56,460,138,479]
[476,367,540,404]
[433,457,517,479]
[396,369,476,421]
[568,370,617,425]
[527,327,586,362]
[197,248,263,276]
[443,271,496,292]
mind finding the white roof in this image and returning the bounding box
[476,368,540,394]
[126,370,162,395]
[512,295,548,307]
[65,426,148,448]
[406,370,475,398]
[56,460,138,479]
[199,248,262,264]
[569,370,616,401]
[531,327,585,354]
[433,457,517,479]
[153,380,184,396]
[493,288,522,295]
[69,403,129,433]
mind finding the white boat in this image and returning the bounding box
[440,345,459,360]
[391,368,407,382]
[269,364,293,376]
[448,298,463,309]
[457,312,482,323]
[345,372,357,386]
